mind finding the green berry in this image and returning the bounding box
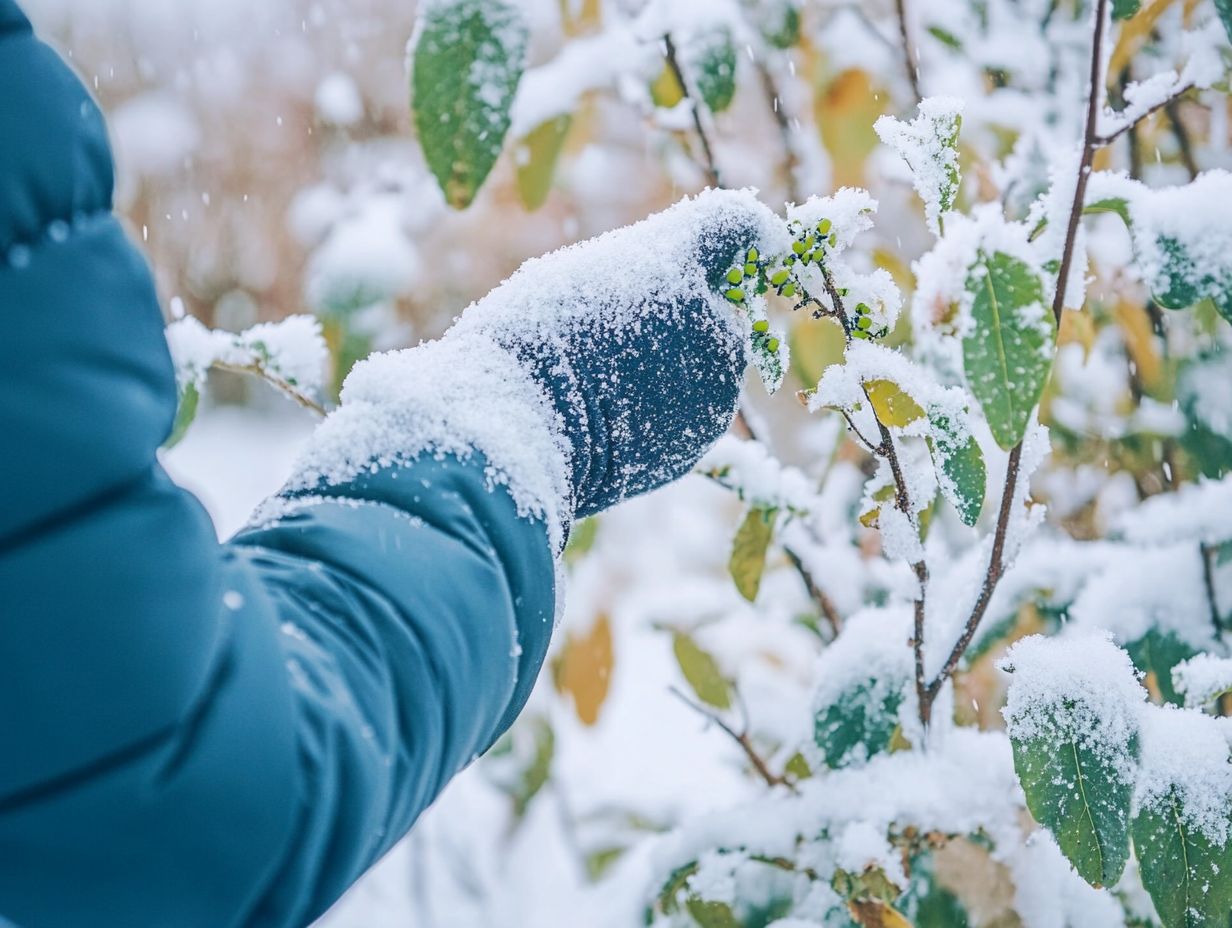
[829,233,837,246]
[785,254,797,265]
[747,246,759,262]
[852,328,869,340]
[753,319,770,333]
[857,315,872,330]
[781,283,797,297]
[726,268,744,285]
[803,235,816,249]
[725,287,745,302]
[792,241,806,255]
[840,288,850,296]
[766,337,780,352]
[856,302,870,315]
[770,269,790,286]
[801,252,812,265]
[744,262,758,276]
[818,218,832,235]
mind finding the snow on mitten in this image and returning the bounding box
[285,189,786,551]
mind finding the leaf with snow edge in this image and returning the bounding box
[729,506,777,602]
[874,98,963,236]
[1172,654,1232,709]
[865,379,926,428]
[926,410,985,526]
[687,25,738,114]
[814,677,905,770]
[515,114,571,212]
[563,516,599,567]
[1001,635,1144,888]
[166,381,200,450]
[1133,786,1232,927]
[761,1,801,49]
[750,325,787,395]
[1127,630,1198,707]
[962,251,1055,451]
[410,0,527,209]
[673,631,732,710]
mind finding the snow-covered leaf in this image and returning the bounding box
[410,0,527,209]
[1126,629,1198,707]
[1133,786,1232,928]
[515,114,572,211]
[685,897,741,928]
[926,411,985,527]
[814,677,904,770]
[962,251,1055,450]
[865,379,926,428]
[688,25,738,114]
[875,97,964,236]
[729,506,777,602]
[673,631,732,710]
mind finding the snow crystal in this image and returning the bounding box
[874,96,965,236]
[1000,632,1144,785]
[1136,703,1232,845]
[1173,653,1232,709]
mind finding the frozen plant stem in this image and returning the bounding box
[916,0,1112,729]
[668,686,795,790]
[1201,542,1223,632]
[662,34,722,188]
[893,0,922,104]
[214,360,328,417]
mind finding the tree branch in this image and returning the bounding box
[1095,82,1195,147]
[214,360,328,417]
[755,61,802,205]
[663,33,722,188]
[918,0,1112,726]
[893,0,923,104]
[784,545,844,638]
[668,686,795,790]
[1201,541,1223,634]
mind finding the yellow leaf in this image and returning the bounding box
[1058,308,1096,361]
[865,379,926,428]
[815,68,887,189]
[515,114,573,212]
[556,613,613,725]
[559,0,601,36]
[650,62,685,108]
[729,506,778,602]
[789,316,846,387]
[672,631,732,710]
[1113,300,1163,392]
[1109,0,1182,78]
[848,899,914,928]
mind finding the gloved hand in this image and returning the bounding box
[285,188,785,551]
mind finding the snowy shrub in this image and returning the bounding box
[124,0,1232,922]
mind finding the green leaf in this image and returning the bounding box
[1215,0,1232,44]
[685,897,741,928]
[814,678,904,769]
[515,114,572,211]
[1133,787,1232,928]
[1113,0,1142,19]
[762,2,801,49]
[410,0,527,209]
[563,516,599,567]
[584,846,626,881]
[1010,700,1136,887]
[729,506,777,602]
[166,380,200,449]
[927,412,986,526]
[689,25,738,114]
[1126,630,1199,707]
[673,631,732,710]
[511,716,554,819]
[962,251,1055,450]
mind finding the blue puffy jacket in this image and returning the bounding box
[0,6,555,925]
[0,4,776,923]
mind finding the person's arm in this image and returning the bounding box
[0,3,780,925]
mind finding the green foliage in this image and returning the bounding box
[688,26,738,114]
[926,412,986,526]
[411,0,527,208]
[1113,0,1142,20]
[511,716,555,819]
[673,631,733,710]
[685,897,741,928]
[1010,702,1136,887]
[814,678,904,769]
[564,516,600,567]
[1132,788,1232,928]
[729,506,778,602]
[1126,630,1199,707]
[166,380,200,449]
[516,114,573,211]
[1215,0,1232,46]
[760,2,801,49]
[962,251,1055,450]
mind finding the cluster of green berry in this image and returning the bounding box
[850,300,888,340]
[722,246,781,353]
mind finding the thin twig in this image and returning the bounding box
[918,0,1113,726]
[755,61,801,204]
[1201,542,1223,633]
[663,33,722,188]
[214,360,328,416]
[1095,82,1194,147]
[838,407,880,455]
[1163,95,1200,180]
[893,0,923,104]
[784,545,844,637]
[668,686,796,790]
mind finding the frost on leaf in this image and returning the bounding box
[410,0,528,208]
[962,251,1055,451]
[875,97,964,236]
[1001,633,1143,888]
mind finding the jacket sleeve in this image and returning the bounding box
[0,5,555,927]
